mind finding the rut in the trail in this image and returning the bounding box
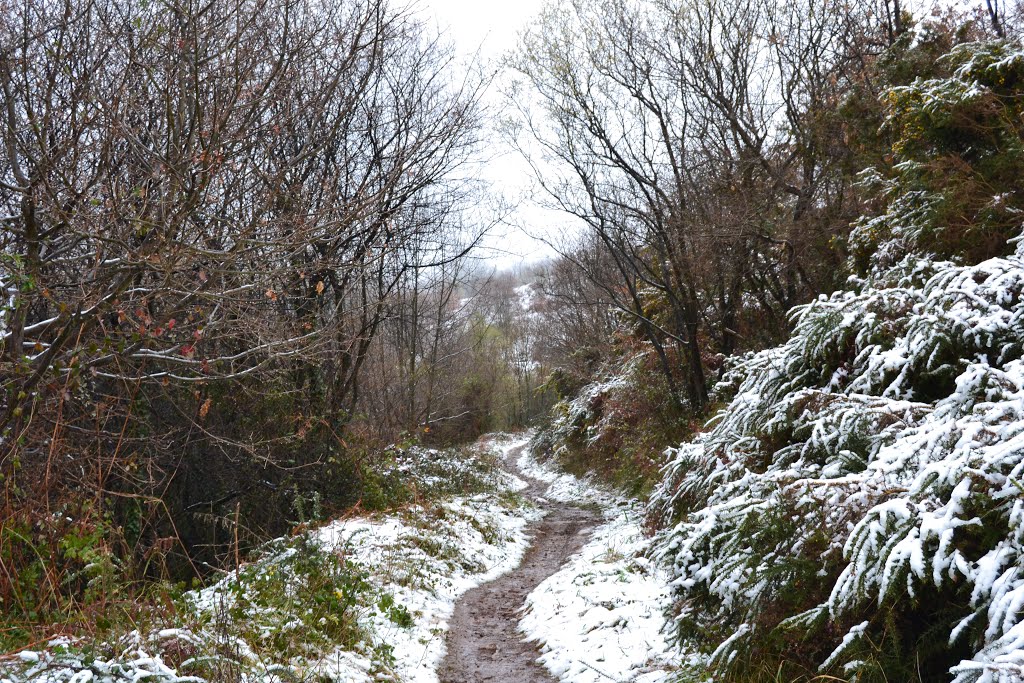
[438,445,602,683]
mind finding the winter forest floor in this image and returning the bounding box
[0,434,684,683]
[438,442,601,683]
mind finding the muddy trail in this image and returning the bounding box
[438,445,602,683]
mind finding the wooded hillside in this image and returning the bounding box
[5,0,1024,681]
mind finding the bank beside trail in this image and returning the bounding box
[1,434,683,683]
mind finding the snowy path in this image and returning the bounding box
[513,448,684,683]
[438,444,601,682]
[1,435,682,683]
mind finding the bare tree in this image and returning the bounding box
[0,0,486,587]
[507,0,878,411]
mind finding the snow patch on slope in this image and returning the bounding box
[313,495,539,682]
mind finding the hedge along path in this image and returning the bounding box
[438,444,602,683]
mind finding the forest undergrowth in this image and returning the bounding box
[0,439,536,683]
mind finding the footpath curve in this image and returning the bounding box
[437,444,602,683]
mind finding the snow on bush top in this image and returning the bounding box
[652,228,1024,681]
[650,40,1024,681]
[651,236,1024,681]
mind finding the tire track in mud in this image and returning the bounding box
[438,444,602,683]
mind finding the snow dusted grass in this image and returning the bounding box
[517,447,688,683]
[1,437,539,683]
[310,487,539,681]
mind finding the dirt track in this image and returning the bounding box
[437,445,601,683]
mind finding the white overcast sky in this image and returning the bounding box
[421,0,540,58]
[419,0,576,271]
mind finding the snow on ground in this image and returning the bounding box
[517,447,690,683]
[2,437,539,683]
[310,438,539,683]
[3,436,690,683]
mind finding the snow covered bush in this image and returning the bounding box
[651,39,1024,683]
[851,41,1024,272]
[532,349,688,495]
[653,251,1024,680]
